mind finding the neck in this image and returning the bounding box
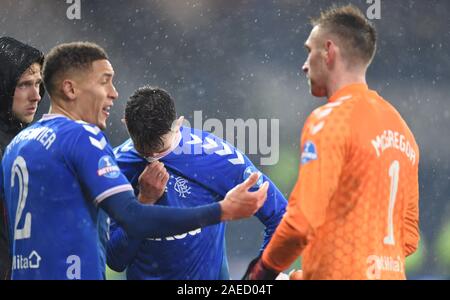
[326,69,367,99]
[49,98,81,121]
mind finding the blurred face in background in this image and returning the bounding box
[302,26,329,98]
[12,63,42,123]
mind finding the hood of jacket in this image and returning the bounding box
[0,36,45,138]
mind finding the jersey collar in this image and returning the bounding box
[145,130,182,163]
[40,113,71,121]
[328,83,369,103]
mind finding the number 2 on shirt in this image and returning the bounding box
[11,156,32,240]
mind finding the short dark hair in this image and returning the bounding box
[43,41,108,96]
[125,86,176,154]
[311,4,377,65]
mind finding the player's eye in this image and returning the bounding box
[17,82,32,89]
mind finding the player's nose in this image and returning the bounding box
[302,62,309,74]
[30,85,41,102]
[109,84,119,100]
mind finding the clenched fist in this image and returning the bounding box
[138,161,170,205]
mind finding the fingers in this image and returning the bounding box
[146,161,163,173]
[138,161,169,205]
[161,171,170,185]
[289,270,304,280]
[143,162,166,178]
[239,172,261,191]
[258,181,269,196]
[254,181,269,207]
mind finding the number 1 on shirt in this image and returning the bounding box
[384,160,399,246]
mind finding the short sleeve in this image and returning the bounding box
[65,123,133,205]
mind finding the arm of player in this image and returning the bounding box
[404,152,420,256]
[106,219,142,272]
[106,162,170,272]
[243,197,314,280]
[253,175,287,254]
[100,172,268,239]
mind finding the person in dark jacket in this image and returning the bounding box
[0,36,45,280]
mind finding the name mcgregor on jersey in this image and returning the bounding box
[371,130,416,165]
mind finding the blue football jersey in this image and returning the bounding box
[108,126,287,279]
[1,114,133,279]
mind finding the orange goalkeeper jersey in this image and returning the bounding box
[262,83,420,280]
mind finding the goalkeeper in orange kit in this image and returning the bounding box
[244,4,420,280]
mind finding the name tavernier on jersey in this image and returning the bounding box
[6,126,57,154]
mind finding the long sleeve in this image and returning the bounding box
[404,149,420,257]
[106,219,141,272]
[254,176,287,253]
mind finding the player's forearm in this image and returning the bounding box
[404,175,420,257]
[255,183,287,253]
[106,225,141,272]
[404,211,419,256]
[101,191,221,239]
[262,213,312,272]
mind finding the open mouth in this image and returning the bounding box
[102,105,112,116]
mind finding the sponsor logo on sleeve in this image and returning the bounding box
[97,155,121,178]
[301,141,318,165]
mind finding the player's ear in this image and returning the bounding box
[325,40,336,67]
[171,116,184,133]
[61,79,76,101]
[122,117,130,132]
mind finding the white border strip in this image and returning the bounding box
[94,184,134,205]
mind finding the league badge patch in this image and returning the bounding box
[243,166,263,189]
[97,155,121,178]
[301,141,318,165]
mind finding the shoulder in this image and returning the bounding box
[180,126,235,153]
[113,138,144,163]
[70,120,104,137]
[53,119,110,155]
[304,96,357,138]
[189,127,237,152]
[179,126,251,168]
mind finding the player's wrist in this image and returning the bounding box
[138,192,160,205]
[243,256,278,280]
[219,200,231,221]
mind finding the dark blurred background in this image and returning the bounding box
[1,0,449,279]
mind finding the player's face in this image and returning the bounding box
[12,63,42,124]
[76,60,118,130]
[302,26,328,98]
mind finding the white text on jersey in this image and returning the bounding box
[371,130,416,165]
[146,228,201,241]
[10,127,56,151]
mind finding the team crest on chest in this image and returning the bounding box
[174,176,191,198]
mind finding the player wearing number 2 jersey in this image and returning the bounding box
[244,5,419,280]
